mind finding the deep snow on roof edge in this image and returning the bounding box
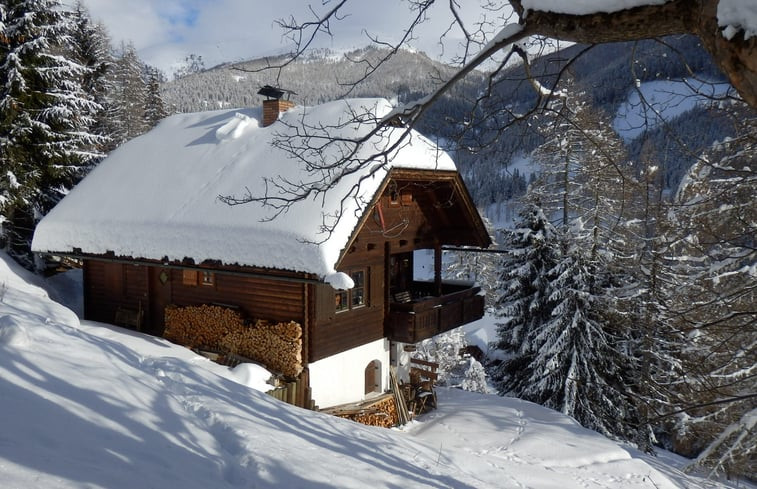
[32,98,456,278]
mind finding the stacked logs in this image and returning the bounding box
[220,319,303,378]
[164,304,244,349]
[163,304,303,379]
[326,394,399,428]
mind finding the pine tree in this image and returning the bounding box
[0,0,103,267]
[538,240,641,442]
[490,202,559,393]
[494,84,650,446]
[531,78,630,251]
[172,53,205,80]
[106,41,149,146]
[144,66,168,127]
[68,1,111,158]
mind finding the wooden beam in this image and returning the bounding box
[410,357,439,369]
[434,241,442,296]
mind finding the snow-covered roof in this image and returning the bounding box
[32,98,456,279]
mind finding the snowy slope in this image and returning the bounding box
[0,252,744,489]
[614,78,731,141]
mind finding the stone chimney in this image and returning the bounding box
[262,99,295,127]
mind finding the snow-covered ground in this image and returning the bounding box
[0,252,747,488]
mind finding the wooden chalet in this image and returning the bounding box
[32,97,490,408]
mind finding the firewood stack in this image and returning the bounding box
[163,304,303,378]
[221,319,303,378]
[164,304,244,349]
[324,394,399,428]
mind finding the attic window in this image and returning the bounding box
[388,181,400,206]
[201,271,215,286]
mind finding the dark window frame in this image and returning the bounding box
[335,269,367,313]
[201,271,215,286]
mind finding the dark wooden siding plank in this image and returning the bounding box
[309,304,385,362]
[168,270,305,324]
[84,260,307,328]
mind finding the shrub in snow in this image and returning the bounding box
[415,328,489,394]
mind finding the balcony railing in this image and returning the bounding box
[386,281,485,344]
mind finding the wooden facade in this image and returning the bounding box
[74,168,489,407]
[308,169,490,361]
[84,260,308,335]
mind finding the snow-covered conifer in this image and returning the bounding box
[144,66,168,127]
[68,1,112,157]
[105,42,149,146]
[416,328,488,393]
[489,202,558,393]
[494,83,651,446]
[535,242,641,443]
[0,0,103,267]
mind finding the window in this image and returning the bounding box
[335,269,367,313]
[335,290,348,312]
[351,270,365,308]
[201,271,215,286]
[389,189,400,206]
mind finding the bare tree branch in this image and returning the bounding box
[231,0,349,83]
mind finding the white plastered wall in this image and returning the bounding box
[309,338,390,408]
[390,341,413,383]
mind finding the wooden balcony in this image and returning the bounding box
[386,281,485,344]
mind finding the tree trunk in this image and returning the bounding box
[511,0,757,108]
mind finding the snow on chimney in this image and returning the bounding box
[258,85,296,127]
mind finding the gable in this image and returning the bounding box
[337,169,490,268]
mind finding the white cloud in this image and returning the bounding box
[79,0,506,75]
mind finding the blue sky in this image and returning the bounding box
[79,0,512,75]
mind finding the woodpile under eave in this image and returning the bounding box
[163,304,304,378]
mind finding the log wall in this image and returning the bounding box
[308,257,385,363]
[83,260,306,332]
[308,188,430,362]
[84,260,148,324]
[170,270,305,324]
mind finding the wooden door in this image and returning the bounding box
[147,267,172,336]
[365,360,381,395]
